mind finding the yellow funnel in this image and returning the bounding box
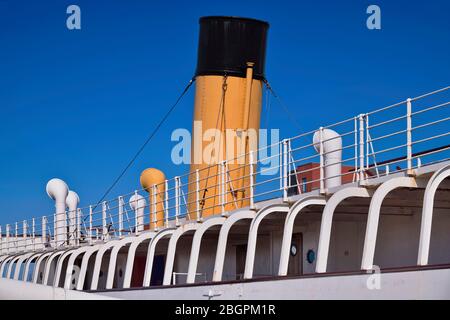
[188,16,269,218]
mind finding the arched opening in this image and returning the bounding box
[56,253,72,287]
[8,259,18,278]
[35,254,51,284]
[129,240,152,288]
[327,198,371,273]
[252,211,287,278]
[65,253,85,289]
[83,252,98,290]
[373,187,424,269]
[171,230,196,285]
[221,219,252,281]
[44,252,64,285]
[147,235,170,286]
[288,205,324,275]
[24,256,40,282]
[94,249,114,290]
[426,177,450,265]
[110,244,131,289]
[194,226,221,283]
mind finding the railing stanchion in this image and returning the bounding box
[165,179,169,228]
[88,205,93,244]
[32,218,35,251]
[118,196,124,238]
[175,176,180,226]
[221,161,226,215]
[15,222,18,252]
[41,217,46,248]
[359,115,365,182]
[23,220,27,251]
[6,224,10,254]
[319,129,325,194]
[153,184,158,231]
[102,201,108,240]
[406,98,413,174]
[354,117,358,182]
[365,114,369,169]
[133,191,139,235]
[287,139,292,190]
[196,169,201,221]
[283,139,289,201]
[249,151,256,210]
[76,209,81,246]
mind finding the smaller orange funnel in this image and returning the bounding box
[140,168,166,229]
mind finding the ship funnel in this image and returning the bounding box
[189,16,269,217]
[46,178,69,246]
[66,190,79,245]
[140,168,166,229]
[313,129,343,190]
[129,194,146,233]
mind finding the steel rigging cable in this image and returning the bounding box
[263,78,303,131]
[90,77,196,213]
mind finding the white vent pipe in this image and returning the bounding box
[313,128,343,190]
[46,178,69,247]
[129,194,146,233]
[66,191,80,246]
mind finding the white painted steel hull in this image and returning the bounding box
[96,267,450,300]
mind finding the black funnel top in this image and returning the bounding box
[195,16,269,80]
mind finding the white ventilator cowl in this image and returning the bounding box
[313,128,343,189]
[129,194,147,232]
[66,191,80,245]
[66,191,80,211]
[46,178,69,203]
[46,178,69,246]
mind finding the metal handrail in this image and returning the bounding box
[0,86,448,255]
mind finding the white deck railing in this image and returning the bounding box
[0,86,449,255]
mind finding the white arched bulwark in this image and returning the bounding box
[6,253,26,279]
[7,253,30,279]
[163,222,200,286]
[42,250,65,285]
[90,239,122,290]
[315,187,372,273]
[105,236,138,290]
[23,252,45,282]
[13,252,34,280]
[418,165,450,266]
[0,254,11,270]
[32,251,54,283]
[278,196,326,276]
[3,254,19,278]
[76,244,103,290]
[0,255,9,263]
[186,217,226,284]
[0,254,11,272]
[53,248,77,287]
[212,209,255,282]
[0,255,16,275]
[244,204,290,280]
[361,176,422,270]
[122,231,157,289]
[1,255,17,278]
[142,228,175,287]
[63,246,93,289]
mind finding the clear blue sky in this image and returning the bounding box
[0,0,449,225]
